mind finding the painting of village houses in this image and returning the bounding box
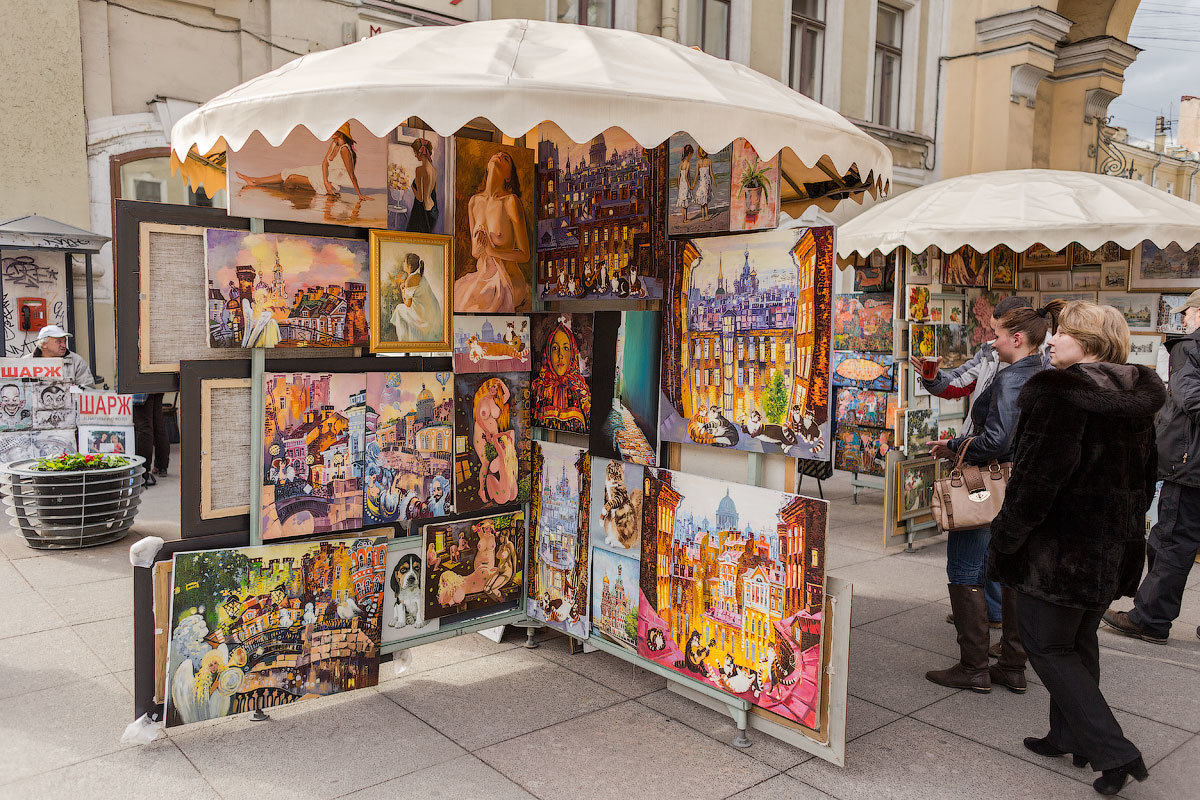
[205,230,369,348]
[452,315,531,374]
[423,511,526,620]
[165,535,388,727]
[527,442,590,638]
[637,469,828,729]
[659,225,833,459]
[261,372,364,540]
[363,372,454,524]
[536,123,667,300]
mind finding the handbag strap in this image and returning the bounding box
[953,437,976,471]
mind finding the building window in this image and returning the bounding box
[556,0,614,27]
[683,0,731,59]
[873,3,903,128]
[789,1,824,100]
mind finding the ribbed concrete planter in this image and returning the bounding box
[0,456,145,550]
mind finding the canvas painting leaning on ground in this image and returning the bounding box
[526,441,591,639]
[382,537,439,646]
[205,231,369,348]
[659,225,834,460]
[165,535,388,726]
[638,468,828,730]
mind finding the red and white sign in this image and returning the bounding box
[75,391,134,427]
[0,358,64,381]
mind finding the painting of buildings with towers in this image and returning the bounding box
[165,534,388,727]
[205,230,369,348]
[261,371,364,540]
[659,225,834,460]
[535,123,668,300]
[527,441,591,639]
[638,468,828,729]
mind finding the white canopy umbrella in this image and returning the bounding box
[836,168,1200,260]
[171,19,891,212]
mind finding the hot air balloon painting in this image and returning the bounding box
[831,351,897,392]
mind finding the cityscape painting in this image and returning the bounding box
[422,511,526,620]
[165,535,388,727]
[659,225,834,459]
[452,314,531,373]
[363,371,454,524]
[205,231,369,348]
[536,123,667,300]
[261,372,364,540]
[1131,240,1200,290]
[591,547,640,651]
[526,441,590,639]
[638,468,828,729]
[453,371,531,515]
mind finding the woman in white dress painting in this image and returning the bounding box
[235,123,368,200]
[675,143,694,223]
[389,252,443,344]
[455,150,530,313]
[693,147,715,222]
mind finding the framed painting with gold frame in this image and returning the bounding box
[369,230,452,353]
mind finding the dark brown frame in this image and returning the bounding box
[114,200,370,393]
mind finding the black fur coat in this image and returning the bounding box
[989,363,1166,609]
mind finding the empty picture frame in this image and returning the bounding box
[115,201,364,393]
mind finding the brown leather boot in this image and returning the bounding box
[990,587,1027,693]
[926,584,992,693]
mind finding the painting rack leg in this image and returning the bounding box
[523,624,541,649]
[732,707,752,748]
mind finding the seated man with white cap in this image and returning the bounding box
[24,325,96,389]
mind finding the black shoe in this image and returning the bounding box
[1102,610,1168,644]
[1023,736,1087,768]
[143,473,157,488]
[1093,756,1148,795]
[155,467,168,477]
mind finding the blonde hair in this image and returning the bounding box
[1055,301,1130,363]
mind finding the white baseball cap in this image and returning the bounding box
[35,325,72,341]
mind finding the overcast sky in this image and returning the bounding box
[1107,0,1200,145]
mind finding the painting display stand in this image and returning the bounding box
[849,473,884,504]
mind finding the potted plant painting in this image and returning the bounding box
[0,453,146,550]
[737,156,774,226]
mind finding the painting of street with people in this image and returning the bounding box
[363,372,454,524]
[205,230,369,348]
[422,511,525,620]
[637,468,828,729]
[660,225,833,459]
[527,441,590,638]
[261,372,364,540]
[165,535,388,727]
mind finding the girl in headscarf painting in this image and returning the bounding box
[531,316,590,432]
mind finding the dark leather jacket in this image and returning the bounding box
[1157,329,1200,488]
[947,353,1044,466]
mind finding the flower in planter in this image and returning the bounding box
[33,452,132,472]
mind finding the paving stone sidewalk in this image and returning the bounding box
[1,465,1197,799]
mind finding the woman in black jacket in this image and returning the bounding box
[926,304,1048,693]
[989,301,1165,796]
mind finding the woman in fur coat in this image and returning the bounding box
[989,301,1165,796]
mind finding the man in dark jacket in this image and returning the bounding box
[1104,289,1200,644]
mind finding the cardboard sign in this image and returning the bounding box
[0,357,65,382]
[75,391,134,427]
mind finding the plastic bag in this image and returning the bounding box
[129,536,165,568]
[121,713,163,745]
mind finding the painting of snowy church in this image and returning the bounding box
[659,225,834,460]
[527,441,590,638]
[536,123,667,300]
[205,230,369,348]
[638,469,828,729]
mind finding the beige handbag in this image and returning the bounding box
[931,437,1011,532]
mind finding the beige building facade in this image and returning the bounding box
[0,1,1150,391]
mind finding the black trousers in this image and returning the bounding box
[1015,591,1140,772]
[132,393,170,472]
[1130,481,1200,637]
